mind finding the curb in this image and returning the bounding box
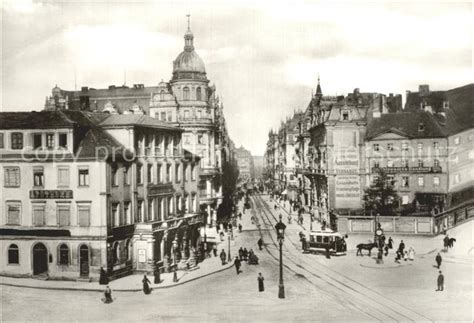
[0,263,234,293]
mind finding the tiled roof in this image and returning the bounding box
[366,111,446,140]
[98,114,182,131]
[0,111,77,129]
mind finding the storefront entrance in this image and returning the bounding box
[79,245,89,277]
[32,243,48,275]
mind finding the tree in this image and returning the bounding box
[363,169,400,216]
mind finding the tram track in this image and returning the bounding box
[251,194,431,322]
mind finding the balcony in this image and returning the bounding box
[295,167,327,176]
[372,166,442,174]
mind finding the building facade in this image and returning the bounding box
[235,146,254,181]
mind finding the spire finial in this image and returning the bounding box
[318,73,320,84]
[186,14,191,31]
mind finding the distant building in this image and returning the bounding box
[235,146,253,181]
[0,110,203,280]
[252,156,264,178]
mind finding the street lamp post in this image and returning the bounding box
[227,234,232,262]
[172,238,178,282]
[275,214,286,299]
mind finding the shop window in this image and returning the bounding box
[11,133,23,150]
[58,244,69,265]
[8,244,19,264]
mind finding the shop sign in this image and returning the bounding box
[30,190,73,199]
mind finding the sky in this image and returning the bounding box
[1,0,472,156]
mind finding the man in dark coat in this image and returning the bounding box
[258,238,263,250]
[258,273,264,292]
[435,252,442,269]
[142,274,151,295]
[243,248,249,261]
[398,240,405,254]
[99,267,109,285]
[234,256,241,275]
[220,249,227,265]
[436,271,444,291]
[238,247,244,261]
[103,285,113,303]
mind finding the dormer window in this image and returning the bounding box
[342,110,349,121]
[418,123,425,132]
[443,101,449,109]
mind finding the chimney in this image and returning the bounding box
[419,84,430,97]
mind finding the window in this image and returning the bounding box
[78,168,89,186]
[387,143,393,151]
[46,133,54,149]
[78,205,91,227]
[147,164,153,183]
[168,196,174,215]
[184,164,189,181]
[167,112,172,122]
[58,133,68,148]
[183,87,190,100]
[197,109,202,119]
[111,165,118,186]
[157,164,162,183]
[342,111,349,120]
[184,135,190,145]
[160,112,166,121]
[147,199,153,221]
[0,132,3,148]
[196,87,202,101]
[401,176,409,188]
[191,193,197,212]
[418,176,424,187]
[454,136,460,145]
[33,167,44,187]
[124,202,130,224]
[387,160,394,167]
[191,164,196,180]
[184,110,190,119]
[58,244,69,265]
[137,163,143,184]
[157,198,162,221]
[167,164,172,182]
[417,143,423,152]
[402,195,409,205]
[4,167,20,187]
[373,161,380,168]
[32,204,45,226]
[137,200,143,222]
[33,134,42,149]
[401,142,408,151]
[198,134,204,145]
[433,176,440,187]
[373,144,379,152]
[124,167,130,185]
[175,164,180,183]
[57,205,70,226]
[11,133,23,150]
[6,202,21,225]
[418,123,425,132]
[434,159,440,167]
[418,159,424,167]
[402,159,409,168]
[433,142,439,150]
[8,244,19,264]
[57,167,70,187]
[111,203,119,226]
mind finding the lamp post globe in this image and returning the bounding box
[275,214,286,299]
[172,238,178,282]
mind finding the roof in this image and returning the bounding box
[0,111,77,129]
[76,127,132,159]
[366,111,446,140]
[98,114,182,131]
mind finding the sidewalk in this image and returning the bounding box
[0,208,253,292]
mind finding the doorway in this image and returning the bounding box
[32,243,48,275]
[79,245,89,277]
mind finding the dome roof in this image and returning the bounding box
[173,50,206,74]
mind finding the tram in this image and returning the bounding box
[304,230,347,256]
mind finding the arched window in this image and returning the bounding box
[58,244,69,265]
[196,87,202,101]
[8,244,19,264]
[160,90,165,101]
[183,87,190,101]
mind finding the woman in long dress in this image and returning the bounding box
[258,273,264,292]
[142,274,151,295]
[408,247,415,261]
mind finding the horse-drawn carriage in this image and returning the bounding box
[304,231,347,256]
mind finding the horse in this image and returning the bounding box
[356,243,377,256]
[448,238,456,248]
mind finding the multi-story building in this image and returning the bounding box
[252,156,264,179]
[235,146,254,181]
[0,110,203,280]
[43,20,233,228]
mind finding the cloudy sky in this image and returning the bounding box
[1,0,472,155]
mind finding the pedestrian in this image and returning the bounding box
[238,223,243,232]
[274,204,278,210]
[220,249,227,265]
[301,236,307,251]
[408,247,415,261]
[213,244,218,257]
[388,237,393,249]
[258,238,263,250]
[142,274,151,295]
[234,256,241,275]
[103,285,113,304]
[287,215,292,224]
[436,271,444,291]
[384,244,389,256]
[238,247,244,261]
[258,273,265,292]
[239,212,242,220]
[325,246,331,259]
[220,231,225,242]
[243,248,249,261]
[435,252,442,269]
[398,240,405,254]
[443,235,449,252]
[99,267,109,285]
